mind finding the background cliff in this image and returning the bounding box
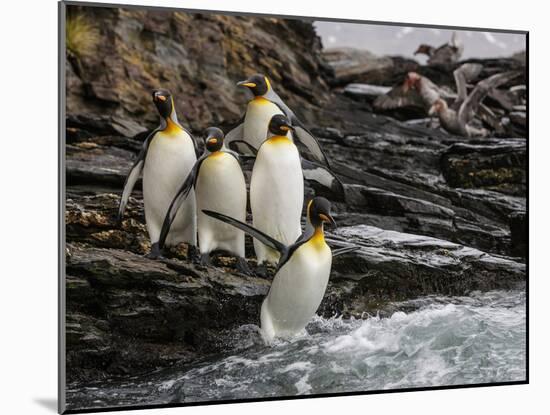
[66,5,331,135]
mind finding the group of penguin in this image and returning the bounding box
[117,74,359,343]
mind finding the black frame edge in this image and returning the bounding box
[62,0,528,34]
[59,1,67,414]
[64,381,529,414]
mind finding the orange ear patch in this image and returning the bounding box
[319,214,331,223]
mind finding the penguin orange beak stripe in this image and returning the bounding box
[319,214,336,227]
[237,81,257,88]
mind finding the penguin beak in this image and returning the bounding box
[207,137,218,145]
[237,80,257,88]
[319,213,336,228]
[154,93,167,102]
[280,125,295,133]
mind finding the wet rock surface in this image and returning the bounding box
[64,6,527,385]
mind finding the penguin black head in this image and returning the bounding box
[152,89,174,119]
[204,127,224,152]
[308,197,336,229]
[268,114,294,136]
[237,73,271,96]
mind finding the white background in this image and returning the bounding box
[0,0,544,414]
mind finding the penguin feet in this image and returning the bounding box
[256,263,269,278]
[236,257,252,276]
[116,213,124,227]
[200,253,212,267]
[146,242,164,260]
[188,245,201,263]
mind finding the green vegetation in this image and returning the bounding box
[66,13,100,58]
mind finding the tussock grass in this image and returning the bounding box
[66,13,100,58]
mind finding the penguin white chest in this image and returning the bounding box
[195,152,247,256]
[261,237,332,341]
[142,129,197,244]
[250,138,304,263]
[244,98,285,149]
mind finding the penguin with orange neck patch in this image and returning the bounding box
[225,73,330,167]
[203,197,359,343]
[118,89,198,258]
[157,127,250,274]
[250,114,304,266]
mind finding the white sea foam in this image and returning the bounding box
[278,361,315,373]
[295,373,313,394]
[67,290,526,408]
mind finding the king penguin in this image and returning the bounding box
[250,114,303,265]
[157,127,250,273]
[203,197,360,343]
[118,89,198,258]
[225,73,330,167]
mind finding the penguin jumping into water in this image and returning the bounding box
[118,89,198,258]
[224,74,343,199]
[203,197,360,343]
[250,114,304,266]
[157,127,250,274]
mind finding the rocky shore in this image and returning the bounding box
[64,6,527,385]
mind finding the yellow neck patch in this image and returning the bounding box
[208,151,225,159]
[308,226,327,251]
[252,96,271,105]
[267,135,292,145]
[164,117,183,135]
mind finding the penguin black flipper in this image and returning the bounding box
[265,89,331,168]
[158,155,208,250]
[301,158,345,201]
[228,140,258,156]
[332,246,361,257]
[181,125,200,157]
[202,210,288,255]
[291,119,332,168]
[274,228,316,271]
[117,128,158,222]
